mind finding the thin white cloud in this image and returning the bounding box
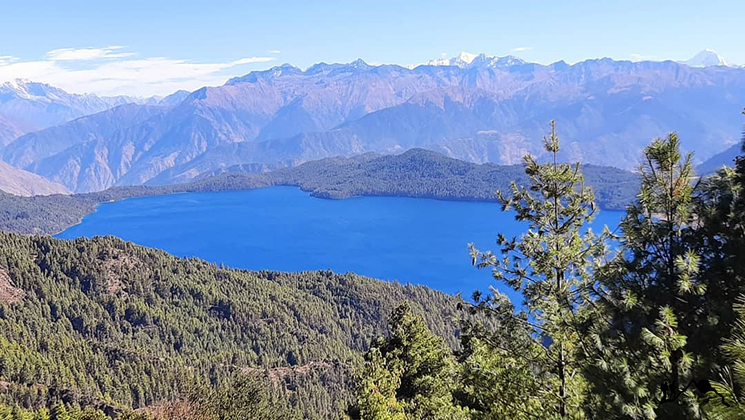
[268,50,281,54]
[0,47,277,97]
[47,46,135,61]
[233,57,276,65]
[629,53,656,62]
[512,47,532,53]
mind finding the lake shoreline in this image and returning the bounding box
[52,181,627,237]
[57,186,625,297]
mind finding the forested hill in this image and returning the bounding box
[260,148,639,208]
[0,231,464,418]
[0,148,638,235]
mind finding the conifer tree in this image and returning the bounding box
[49,402,69,420]
[456,315,548,419]
[699,296,745,418]
[352,347,406,420]
[10,405,30,420]
[468,120,608,418]
[693,109,745,357]
[77,408,108,420]
[585,133,707,418]
[352,303,466,419]
[31,408,49,420]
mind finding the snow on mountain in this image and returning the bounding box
[416,52,527,69]
[0,79,142,130]
[680,49,732,68]
[424,50,738,70]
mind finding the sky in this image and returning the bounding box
[1,0,743,97]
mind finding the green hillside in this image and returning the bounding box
[0,232,464,418]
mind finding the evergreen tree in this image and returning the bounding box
[352,303,466,419]
[586,133,707,418]
[456,321,547,419]
[352,347,406,420]
[77,408,107,420]
[693,109,745,361]
[31,408,49,420]
[10,405,30,420]
[49,402,69,420]
[190,374,296,420]
[700,296,745,418]
[467,121,608,418]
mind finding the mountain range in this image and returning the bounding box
[1,51,744,194]
[0,79,142,146]
[0,80,190,148]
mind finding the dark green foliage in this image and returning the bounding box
[698,296,745,418]
[455,300,548,419]
[692,112,745,367]
[585,133,713,418]
[351,303,466,419]
[266,148,638,210]
[0,403,107,420]
[188,374,298,419]
[0,232,463,418]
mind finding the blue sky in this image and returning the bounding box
[1,0,743,96]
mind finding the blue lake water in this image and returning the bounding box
[57,187,625,300]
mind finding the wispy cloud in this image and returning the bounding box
[268,50,281,54]
[0,56,18,65]
[512,47,532,53]
[0,46,277,96]
[46,46,135,61]
[629,53,656,61]
[233,57,276,65]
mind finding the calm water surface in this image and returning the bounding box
[57,187,624,300]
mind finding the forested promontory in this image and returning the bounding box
[260,148,639,208]
[0,149,638,235]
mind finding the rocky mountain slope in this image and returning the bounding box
[0,113,30,147]
[0,160,69,196]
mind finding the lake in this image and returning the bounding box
[57,186,625,300]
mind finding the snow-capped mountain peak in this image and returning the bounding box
[418,52,479,68]
[2,78,31,89]
[454,51,479,65]
[416,52,528,69]
[680,49,731,68]
[1,78,33,93]
[0,79,82,102]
